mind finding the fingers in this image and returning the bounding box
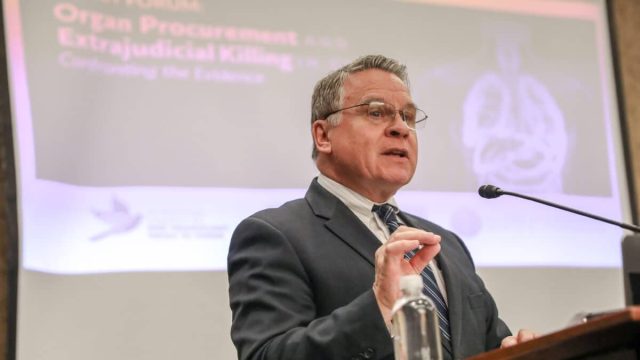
[390,226,441,246]
[374,237,421,280]
[516,329,537,342]
[410,243,441,272]
[500,329,538,348]
[377,226,440,270]
[372,226,443,324]
[500,336,517,348]
[382,238,421,257]
[390,226,441,272]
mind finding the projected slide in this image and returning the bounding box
[5,0,627,273]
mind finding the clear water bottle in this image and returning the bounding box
[391,274,442,360]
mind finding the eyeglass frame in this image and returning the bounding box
[319,100,428,130]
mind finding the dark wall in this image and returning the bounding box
[610,0,640,224]
[0,2,17,358]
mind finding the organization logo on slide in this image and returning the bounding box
[90,196,142,241]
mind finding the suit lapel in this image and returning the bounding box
[399,212,462,358]
[305,179,380,267]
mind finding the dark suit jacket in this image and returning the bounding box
[228,179,511,360]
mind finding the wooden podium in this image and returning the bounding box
[467,307,640,360]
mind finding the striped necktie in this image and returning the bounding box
[372,203,453,356]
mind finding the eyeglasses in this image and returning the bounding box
[322,101,428,130]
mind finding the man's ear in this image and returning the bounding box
[312,120,332,155]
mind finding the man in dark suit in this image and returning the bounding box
[228,55,533,360]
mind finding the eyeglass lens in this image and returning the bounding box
[366,102,419,129]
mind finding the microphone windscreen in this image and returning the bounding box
[478,185,503,199]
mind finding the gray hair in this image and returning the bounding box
[310,55,409,159]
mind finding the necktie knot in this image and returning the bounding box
[372,203,400,233]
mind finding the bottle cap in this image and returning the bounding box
[399,274,423,293]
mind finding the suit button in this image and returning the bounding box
[363,348,375,359]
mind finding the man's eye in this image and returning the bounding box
[367,103,389,118]
[369,109,384,118]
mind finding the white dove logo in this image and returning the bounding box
[91,197,142,241]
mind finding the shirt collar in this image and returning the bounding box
[317,174,399,217]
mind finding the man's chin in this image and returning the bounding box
[380,173,414,191]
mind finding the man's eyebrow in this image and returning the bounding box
[360,96,385,104]
[360,97,418,109]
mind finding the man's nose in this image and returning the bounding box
[387,112,411,137]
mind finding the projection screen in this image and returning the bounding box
[4,0,631,359]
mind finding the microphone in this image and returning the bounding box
[478,184,503,199]
[478,184,640,233]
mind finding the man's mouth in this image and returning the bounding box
[383,149,408,158]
